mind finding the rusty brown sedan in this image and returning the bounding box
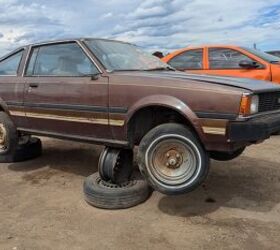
[0,38,280,199]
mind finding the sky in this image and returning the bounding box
[0,0,280,56]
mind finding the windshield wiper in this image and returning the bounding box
[110,66,175,72]
[144,66,175,71]
[111,69,146,72]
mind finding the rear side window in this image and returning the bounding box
[168,49,203,70]
[26,42,99,76]
[209,48,253,69]
[0,50,23,75]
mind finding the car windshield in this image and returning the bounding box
[242,47,280,63]
[85,39,171,71]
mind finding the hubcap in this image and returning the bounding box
[165,149,183,169]
[146,135,201,187]
[0,123,7,150]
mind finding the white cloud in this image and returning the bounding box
[0,0,280,55]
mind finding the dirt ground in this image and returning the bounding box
[0,136,280,250]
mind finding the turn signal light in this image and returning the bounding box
[239,95,251,116]
[239,94,259,116]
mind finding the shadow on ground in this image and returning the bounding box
[7,138,280,216]
[158,156,280,216]
[8,139,102,177]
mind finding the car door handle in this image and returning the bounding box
[29,83,39,88]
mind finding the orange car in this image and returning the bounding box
[162,45,280,84]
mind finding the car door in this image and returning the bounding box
[167,48,205,74]
[203,47,271,81]
[23,41,111,140]
[0,49,27,128]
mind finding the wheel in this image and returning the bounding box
[83,172,152,209]
[0,111,19,162]
[137,123,209,195]
[210,147,245,161]
[0,111,42,163]
[98,147,133,184]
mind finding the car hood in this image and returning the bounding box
[114,71,280,93]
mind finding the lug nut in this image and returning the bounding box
[169,159,176,166]
[166,162,169,166]
[176,154,180,158]
[166,153,170,158]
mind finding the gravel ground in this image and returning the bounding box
[0,136,280,250]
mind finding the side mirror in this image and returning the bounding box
[91,74,100,80]
[239,60,259,69]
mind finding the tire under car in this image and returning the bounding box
[0,112,42,163]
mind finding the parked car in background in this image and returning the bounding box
[162,45,280,84]
[267,50,280,58]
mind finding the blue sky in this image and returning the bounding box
[0,0,280,55]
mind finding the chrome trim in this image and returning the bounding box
[202,126,226,135]
[77,40,103,73]
[22,45,32,77]
[22,40,103,76]
[0,47,25,62]
[30,39,83,47]
[9,109,125,126]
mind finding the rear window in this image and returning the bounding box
[0,50,23,75]
[168,49,203,70]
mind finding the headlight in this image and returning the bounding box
[239,94,259,116]
[250,95,259,114]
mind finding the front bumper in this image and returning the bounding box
[228,113,280,142]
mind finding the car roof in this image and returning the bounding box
[172,44,242,51]
[162,44,245,62]
[0,38,133,60]
[266,50,280,53]
[28,37,132,47]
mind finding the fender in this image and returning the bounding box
[126,95,205,141]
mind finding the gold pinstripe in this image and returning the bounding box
[9,110,125,126]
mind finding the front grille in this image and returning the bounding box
[258,92,280,112]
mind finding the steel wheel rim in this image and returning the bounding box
[0,123,7,151]
[145,134,202,188]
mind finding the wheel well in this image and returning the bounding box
[128,106,198,145]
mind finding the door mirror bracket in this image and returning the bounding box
[91,74,100,80]
[239,60,259,69]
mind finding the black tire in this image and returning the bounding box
[98,147,133,184]
[84,172,152,209]
[137,123,209,195]
[210,147,245,161]
[13,137,42,162]
[0,111,42,163]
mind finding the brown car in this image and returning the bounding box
[1,38,280,196]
